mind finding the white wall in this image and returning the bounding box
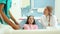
[10,0,22,23]
[10,0,60,23]
[55,0,60,23]
[10,0,21,19]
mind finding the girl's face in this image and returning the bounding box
[44,8,49,16]
[28,16,34,24]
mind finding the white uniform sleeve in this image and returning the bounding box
[53,15,58,27]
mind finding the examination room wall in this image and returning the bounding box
[10,0,60,24]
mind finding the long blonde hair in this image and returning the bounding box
[46,6,53,22]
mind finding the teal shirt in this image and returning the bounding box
[0,0,12,24]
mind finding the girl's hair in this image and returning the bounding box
[47,6,53,22]
[46,6,53,16]
[46,6,53,23]
[26,16,36,25]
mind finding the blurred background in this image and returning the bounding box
[9,0,60,29]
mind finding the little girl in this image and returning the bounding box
[23,16,38,30]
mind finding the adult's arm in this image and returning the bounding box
[0,4,20,30]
